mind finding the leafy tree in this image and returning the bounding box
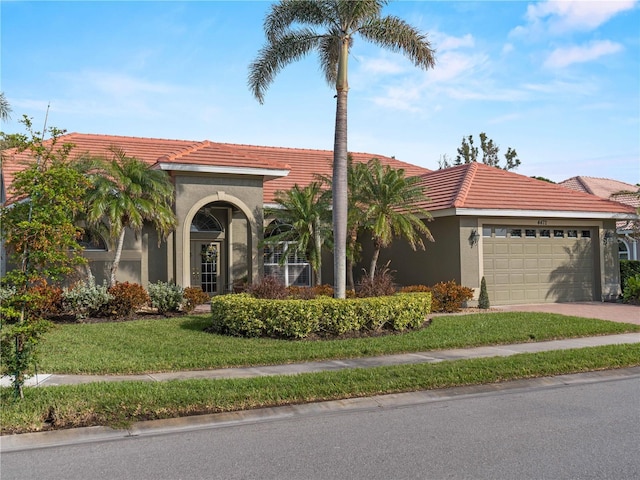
[249,0,436,298]
[264,181,332,286]
[441,132,521,171]
[531,176,555,183]
[0,117,89,398]
[358,158,433,278]
[79,148,177,287]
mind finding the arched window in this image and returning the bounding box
[619,239,629,260]
[77,231,107,251]
[191,208,224,233]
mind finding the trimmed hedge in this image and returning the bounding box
[210,293,432,339]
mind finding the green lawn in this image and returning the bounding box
[35,311,640,374]
[2,344,639,434]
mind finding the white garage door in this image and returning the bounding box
[482,226,595,305]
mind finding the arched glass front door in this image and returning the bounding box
[190,206,226,296]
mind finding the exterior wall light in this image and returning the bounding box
[469,229,480,247]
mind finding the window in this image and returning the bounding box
[495,227,507,238]
[619,240,629,260]
[264,243,311,287]
[482,226,492,237]
[581,230,591,238]
[191,209,224,232]
[553,229,564,238]
[525,229,536,238]
[567,230,578,238]
[263,220,311,287]
[540,229,551,238]
[510,229,522,238]
[77,231,107,251]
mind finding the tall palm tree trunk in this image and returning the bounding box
[333,38,349,299]
[109,229,126,287]
[314,217,322,286]
[369,245,381,279]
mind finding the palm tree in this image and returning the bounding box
[0,92,11,121]
[81,148,177,287]
[264,181,332,286]
[249,0,436,298]
[318,155,370,290]
[360,158,433,278]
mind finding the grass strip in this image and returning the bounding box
[2,343,639,435]
[35,312,640,374]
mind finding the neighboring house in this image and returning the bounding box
[1,134,636,305]
[559,176,639,261]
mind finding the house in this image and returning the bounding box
[558,176,639,261]
[360,163,636,304]
[1,133,636,305]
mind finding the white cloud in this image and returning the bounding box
[371,84,422,112]
[433,33,475,52]
[512,0,637,37]
[544,40,623,68]
[360,57,406,75]
[426,51,489,83]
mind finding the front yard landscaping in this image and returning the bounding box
[1,311,639,434]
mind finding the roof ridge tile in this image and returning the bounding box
[453,162,477,207]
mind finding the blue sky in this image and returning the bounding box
[2,1,639,184]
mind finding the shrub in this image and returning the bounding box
[313,284,334,297]
[478,277,490,309]
[286,286,317,300]
[26,279,64,318]
[357,264,396,298]
[183,287,210,313]
[430,280,474,313]
[247,276,288,299]
[106,282,150,318]
[622,274,640,305]
[621,260,640,292]
[148,281,184,314]
[62,279,112,320]
[210,292,431,339]
[399,285,430,293]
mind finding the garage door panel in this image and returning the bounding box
[483,226,595,305]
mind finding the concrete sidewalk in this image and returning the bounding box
[4,332,639,389]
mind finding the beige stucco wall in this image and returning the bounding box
[172,173,263,289]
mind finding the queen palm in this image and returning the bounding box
[249,0,436,298]
[81,149,177,287]
[264,181,332,286]
[360,158,433,278]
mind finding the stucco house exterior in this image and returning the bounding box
[558,176,639,262]
[1,133,636,305]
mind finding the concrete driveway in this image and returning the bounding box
[497,302,640,325]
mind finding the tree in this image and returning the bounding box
[249,0,436,298]
[0,92,11,121]
[80,149,177,287]
[442,132,521,171]
[264,181,332,286]
[0,118,89,398]
[359,158,433,278]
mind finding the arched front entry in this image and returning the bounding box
[181,192,259,295]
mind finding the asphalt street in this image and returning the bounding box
[2,369,639,480]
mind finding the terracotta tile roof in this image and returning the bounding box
[221,143,429,203]
[1,133,428,204]
[558,176,639,230]
[413,163,637,215]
